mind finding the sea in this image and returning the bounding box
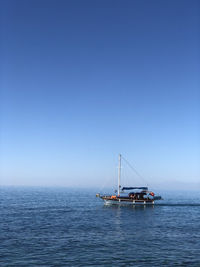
[0,187,200,266]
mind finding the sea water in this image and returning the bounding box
[0,187,200,266]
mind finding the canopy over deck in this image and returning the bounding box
[122,187,148,191]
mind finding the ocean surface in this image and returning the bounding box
[0,187,200,266]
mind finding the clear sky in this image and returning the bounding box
[1,0,200,189]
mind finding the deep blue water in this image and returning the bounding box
[1,187,200,266]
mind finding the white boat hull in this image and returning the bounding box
[104,199,154,205]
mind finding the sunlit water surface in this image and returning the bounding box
[0,187,200,266]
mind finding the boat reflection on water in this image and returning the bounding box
[103,202,155,210]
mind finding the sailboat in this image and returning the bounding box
[96,154,162,205]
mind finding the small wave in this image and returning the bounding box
[154,203,200,207]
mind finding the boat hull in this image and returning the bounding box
[101,196,154,205]
[104,200,154,205]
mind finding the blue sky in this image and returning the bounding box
[1,0,200,189]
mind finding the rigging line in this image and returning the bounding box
[121,155,150,187]
[97,171,116,194]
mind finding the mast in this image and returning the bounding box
[118,154,121,196]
